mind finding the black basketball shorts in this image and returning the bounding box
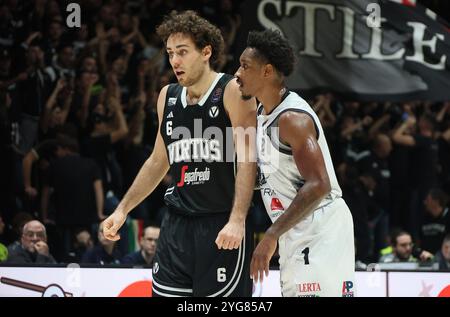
[151,208,253,297]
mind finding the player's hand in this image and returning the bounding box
[250,235,277,283]
[102,209,127,241]
[215,220,244,250]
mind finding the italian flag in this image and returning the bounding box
[127,218,144,252]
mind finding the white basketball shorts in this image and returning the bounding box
[277,198,355,297]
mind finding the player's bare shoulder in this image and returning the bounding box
[279,111,317,145]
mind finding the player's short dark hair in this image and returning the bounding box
[247,29,295,77]
[156,10,225,71]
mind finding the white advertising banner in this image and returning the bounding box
[0,267,448,297]
[388,272,450,297]
[0,267,153,297]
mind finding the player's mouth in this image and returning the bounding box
[175,70,185,77]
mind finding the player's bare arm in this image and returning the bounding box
[102,85,170,241]
[250,111,331,282]
[215,78,257,250]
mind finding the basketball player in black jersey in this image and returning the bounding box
[102,11,257,297]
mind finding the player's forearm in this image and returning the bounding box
[266,180,330,240]
[116,156,169,215]
[229,161,256,223]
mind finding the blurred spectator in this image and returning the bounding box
[419,188,450,254]
[358,133,393,256]
[392,112,439,239]
[379,229,433,263]
[40,78,73,139]
[65,229,94,263]
[82,96,128,213]
[340,164,372,262]
[22,128,77,202]
[434,234,450,270]
[6,220,56,264]
[42,19,65,66]
[121,225,160,266]
[13,40,52,155]
[41,136,104,261]
[81,224,121,265]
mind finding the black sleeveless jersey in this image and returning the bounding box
[160,73,236,215]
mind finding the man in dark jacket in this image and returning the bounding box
[6,220,56,264]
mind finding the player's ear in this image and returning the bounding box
[202,45,212,60]
[263,64,274,78]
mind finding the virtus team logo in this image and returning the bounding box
[209,105,220,118]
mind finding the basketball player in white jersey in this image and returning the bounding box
[235,29,355,297]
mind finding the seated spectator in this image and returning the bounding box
[379,229,433,263]
[420,188,450,254]
[81,224,121,265]
[41,136,105,261]
[6,220,56,264]
[121,225,159,266]
[65,229,94,263]
[434,234,450,270]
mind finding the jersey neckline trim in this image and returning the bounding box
[181,73,224,108]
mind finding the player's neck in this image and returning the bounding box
[186,69,217,104]
[260,86,287,115]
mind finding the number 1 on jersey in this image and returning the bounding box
[302,247,310,265]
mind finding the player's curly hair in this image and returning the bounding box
[156,10,225,71]
[247,29,295,77]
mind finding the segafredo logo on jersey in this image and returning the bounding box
[342,281,354,297]
[177,165,211,187]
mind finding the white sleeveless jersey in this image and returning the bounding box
[256,91,342,223]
